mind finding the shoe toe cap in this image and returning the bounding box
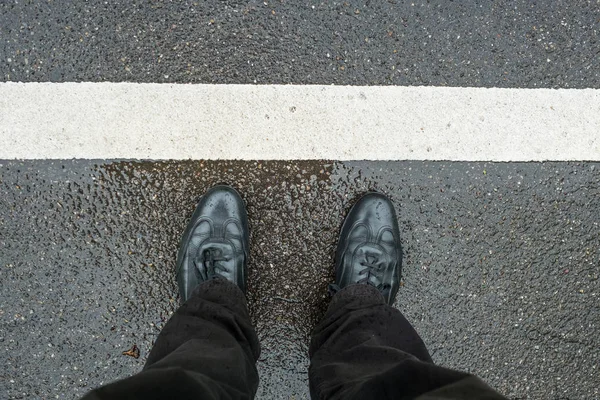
[195,185,248,225]
[350,192,397,226]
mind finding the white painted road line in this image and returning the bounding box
[0,82,599,161]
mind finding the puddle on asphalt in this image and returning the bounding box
[3,159,598,399]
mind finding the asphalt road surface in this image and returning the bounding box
[1,1,599,399]
[1,0,599,88]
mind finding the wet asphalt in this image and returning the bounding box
[1,160,598,399]
[1,0,599,88]
[1,1,600,399]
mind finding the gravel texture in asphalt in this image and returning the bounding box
[1,160,598,399]
[1,1,599,87]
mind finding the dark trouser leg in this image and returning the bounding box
[309,284,506,400]
[82,278,260,400]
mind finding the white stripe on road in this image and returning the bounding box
[0,82,599,161]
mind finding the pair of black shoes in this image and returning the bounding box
[176,185,402,305]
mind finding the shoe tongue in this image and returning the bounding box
[365,253,378,265]
[197,240,234,262]
[357,244,388,266]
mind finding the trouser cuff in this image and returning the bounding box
[327,283,386,315]
[190,276,247,306]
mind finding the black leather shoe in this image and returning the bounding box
[334,192,402,305]
[176,185,249,302]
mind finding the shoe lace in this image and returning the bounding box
[357,255,391,293]
[194,248,231,281]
